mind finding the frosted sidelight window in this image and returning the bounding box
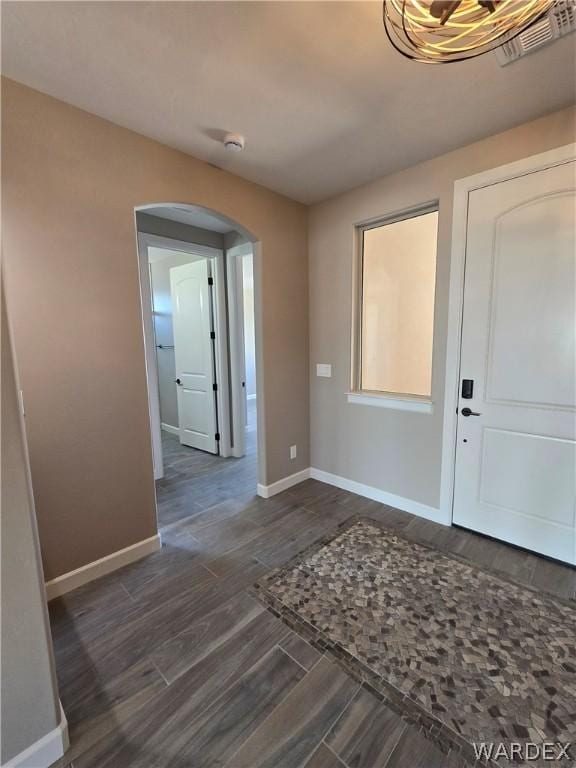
[360,209,438,398]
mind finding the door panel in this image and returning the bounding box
[453,161,576,564]
[479,429,575,526]
[486,194,576,408]
[170,260,218,454]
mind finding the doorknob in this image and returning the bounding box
[175,378,182,385]
[461,407,481,417]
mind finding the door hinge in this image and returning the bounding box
[213,383,218,391]
[208,276,214,286]
[215,432,220,441]
[210,331,216,340]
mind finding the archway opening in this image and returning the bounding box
[134,202,263,532]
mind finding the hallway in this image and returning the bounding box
[156,399,258,528]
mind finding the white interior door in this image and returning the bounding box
[170,259,218,454]
[453,160,576,564]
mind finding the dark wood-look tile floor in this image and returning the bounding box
[49,436,575,767]
[156,400,258,529]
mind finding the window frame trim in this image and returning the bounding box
[350,201,439,407]
[346,391,434,413]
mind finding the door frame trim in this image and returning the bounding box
[226,242,254,458]
[136,232,231,479]
[439,143,576,526]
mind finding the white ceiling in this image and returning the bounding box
[3,2,575,203]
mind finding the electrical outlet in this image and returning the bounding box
[290,445,297,460]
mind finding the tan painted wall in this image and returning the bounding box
[2,78,309,581]
[1,281,61,763]
[309,106,575,508]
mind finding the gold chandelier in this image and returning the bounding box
[383,0,556,63]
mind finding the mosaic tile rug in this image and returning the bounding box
[253,518,576,766]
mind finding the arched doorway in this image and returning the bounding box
[134,202,262,529]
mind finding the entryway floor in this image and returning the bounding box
[49,465,575,767]
[254,518,575,765]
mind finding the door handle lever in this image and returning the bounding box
[175,378,182,385]
[461,407,481,417]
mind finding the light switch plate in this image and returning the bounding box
[290,445,297,460]
[316,363,332,378]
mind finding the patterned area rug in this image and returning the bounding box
[253,518,576,766]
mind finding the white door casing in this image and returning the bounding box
[170,259,218,454]
[136,231,230,479]
[452,160,576,564]
[226,243,253,458]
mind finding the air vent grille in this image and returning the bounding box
[496,0,576,66]
[519,18,554,49]
[551,0,576,31]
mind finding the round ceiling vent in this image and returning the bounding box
[223,133,245,152]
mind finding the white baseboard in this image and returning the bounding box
[255,466,447,526]
[3,701,69,768]
[161,423,179,436]
[257,468,311,498]
[45,534,161,600]
[309,468,449,526]
[246,393,257,401]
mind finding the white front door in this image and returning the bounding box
[170,259,218,454]
[453,160,576,564]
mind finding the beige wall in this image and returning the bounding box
[309,106,575,509]
[1,282,62,763]
[2,78,309,581]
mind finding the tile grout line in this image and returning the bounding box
[298,678,361,767]
[274,640,325,674]
[200,561,221,579]
[189,523,277,568]
[162,640,287,754]
[151,591,266,687]
[148,654,170,687]
[222,647,350,768]
[275,643,310,674]
[159,500,246,536]
[117,555,216,608]
[118,579,137,603]
[320,738,351,768]
[211,644,310,768]
[380,721,410,768]
[316,680,362,750]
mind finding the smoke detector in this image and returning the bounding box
[496,0,576,65]
[223,133,245,152]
